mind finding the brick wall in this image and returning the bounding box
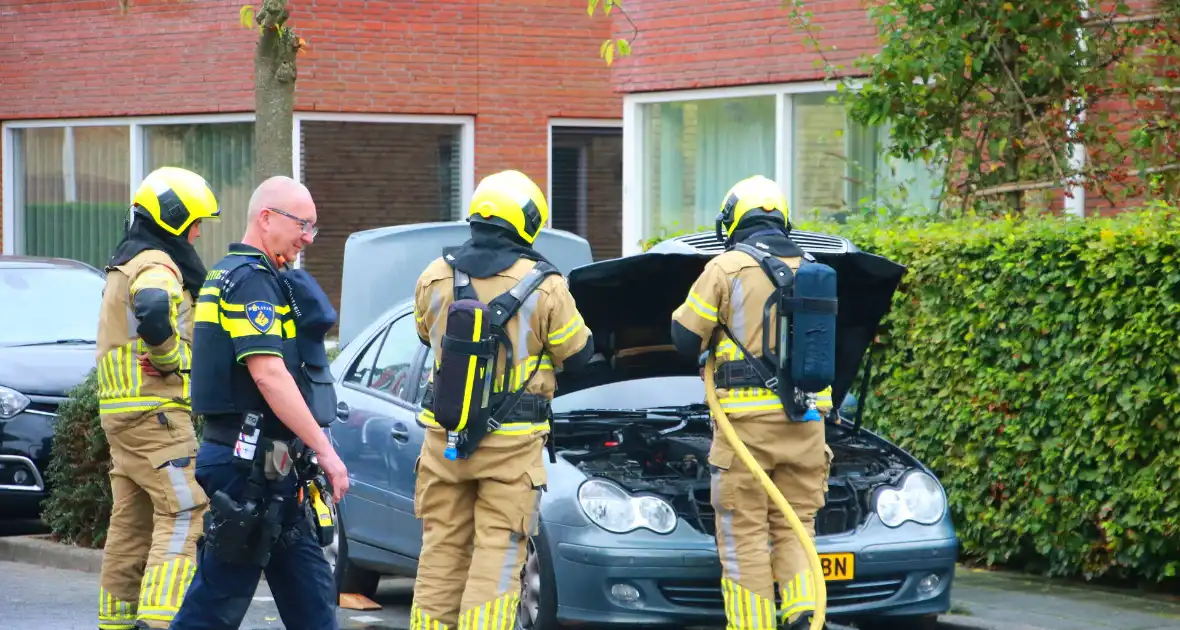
[604,0,878,93]
[0,0,622,248]
[300,120,464,313]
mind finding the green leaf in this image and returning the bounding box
[605,41,616,66]
[587,0,600,17]
[239,4,256,30]
[617,38,631,57]
[600,38,611,59]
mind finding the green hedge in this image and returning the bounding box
[42,369,204,549]
[796,203,1180,582]
[41,369,110,548]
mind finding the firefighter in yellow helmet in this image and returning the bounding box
[671,175,836,630]
[96,166,220,630]
[409,169,596,630]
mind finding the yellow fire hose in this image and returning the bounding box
[703,351,828,630]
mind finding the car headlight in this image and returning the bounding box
[875,470,946,527]
[577,478,678,535]
[0,386,31,419]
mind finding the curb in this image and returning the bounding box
[0,534,103,574]
[937,614,1048,630]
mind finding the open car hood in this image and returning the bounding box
[560,229,907,409]
[336,222,594,348]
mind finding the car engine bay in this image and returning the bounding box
[556,420,913,536]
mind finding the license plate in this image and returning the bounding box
[820,553,855,581]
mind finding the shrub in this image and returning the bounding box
[42,368,111,548]
[806,204,1180,582]
[41,369,205,549]
[648,205,1180,582]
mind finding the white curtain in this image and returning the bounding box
[644,96,776,237]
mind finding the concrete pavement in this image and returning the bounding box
[5,529,1180,629]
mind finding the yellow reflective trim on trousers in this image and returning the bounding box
[718,387,782,413]
[137,557,196,623]
[457,591,520,630]
[720,577,777,630]
[408,602,452,630]
[779,570,817,621]
[98,586,137,628]
[547,314,584,346]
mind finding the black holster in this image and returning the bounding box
[201,417,292,568]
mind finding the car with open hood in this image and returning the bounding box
[324,222,957,630]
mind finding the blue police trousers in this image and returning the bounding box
[169,441,339,630]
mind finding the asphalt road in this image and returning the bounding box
[0,560,414,630]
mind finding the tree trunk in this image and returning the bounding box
[253,0,297,187]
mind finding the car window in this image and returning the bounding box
[343,328,387,387]
[416,347,435,404]
[0,267,105,346]
[367,315,418,401]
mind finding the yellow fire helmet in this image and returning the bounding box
[467,169,549,244]
[715,174,789,242]
[132,166,221,237]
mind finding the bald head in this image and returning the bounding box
[247,176,313,222]
[242,175,318,265]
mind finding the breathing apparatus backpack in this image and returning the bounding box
[428,260,561,460]
[714,243,838,422]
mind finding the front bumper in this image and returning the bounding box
[0,409,56,518]
[548,522,958,626]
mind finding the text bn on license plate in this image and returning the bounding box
[820,553,854,581]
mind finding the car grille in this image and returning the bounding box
[659,575,905,609]
[680,479,863,538]
[27,401,61,415]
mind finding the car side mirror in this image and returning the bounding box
[841,393,858,417]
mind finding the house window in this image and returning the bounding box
[549,124,623,259]
[631,85,943,245]
[641,96,776,237]
[9,125,132,270]
[141,122,255,265]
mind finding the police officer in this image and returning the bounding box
[170,175,349,630]
[670,175,834,630]
[96,166,218,630]
[410,170,595,630]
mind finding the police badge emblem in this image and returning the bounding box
[245,301,276,333]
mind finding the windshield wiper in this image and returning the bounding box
[642,403,711,418]
[6,338,94,347]
[551,409,653,420]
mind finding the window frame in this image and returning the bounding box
[2,112,477,266]
[341,309,430,411]
[621,78,961,255]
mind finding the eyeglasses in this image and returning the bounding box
[264,207,319,238]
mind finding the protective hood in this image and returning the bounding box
[107,215,207,297]
[562,229,907,408]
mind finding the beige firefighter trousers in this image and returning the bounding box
[709,412,833,630]
[410,430,547,630]
[98,410,208,630]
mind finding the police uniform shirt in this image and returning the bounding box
[190,243,294,429]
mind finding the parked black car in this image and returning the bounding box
[0,255,105,518]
